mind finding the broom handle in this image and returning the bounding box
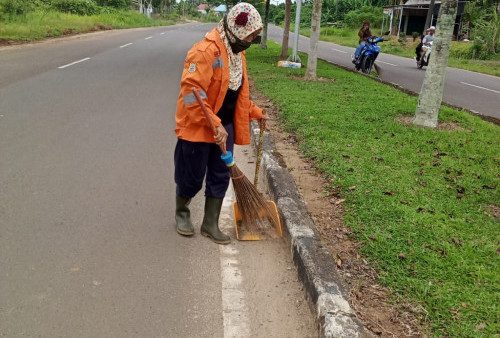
[254,117,266,188]
[191,87,227,155]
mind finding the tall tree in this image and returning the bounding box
[280,0,292,59]
[304,0,323,80]
[413,0,458,128]
[260,0,271,49]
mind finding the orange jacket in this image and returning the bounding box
[175,28,263,145]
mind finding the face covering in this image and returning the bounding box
[224,16,253,54]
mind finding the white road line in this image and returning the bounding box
[220,187,250,338]
[120,43,133,48]
[160,32,166,35]
[376,60,398,66]
[331,48,347,54]
[58,57,90,69]
[460,82,500,94]
[145,36,153,40]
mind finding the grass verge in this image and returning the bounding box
[0,10,175,41]
[298,26,500,77]
[246,41,499,337]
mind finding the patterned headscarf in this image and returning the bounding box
[217,3,262,91]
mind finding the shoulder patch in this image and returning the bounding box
[188,62,197,73]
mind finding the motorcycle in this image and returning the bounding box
[352,36,384,75]
[417,41,432,69]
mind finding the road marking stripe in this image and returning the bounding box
[220,186,250,338]
[376,60,398,66]
[331,48,347,54]
[58,57,90,69]
[120,43,133,48]
[145,36,153,40]
[160,32,166,35]
[460,82,500,94]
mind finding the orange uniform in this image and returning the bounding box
[174,28,263,145]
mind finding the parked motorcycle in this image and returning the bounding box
[417,41,433,69]
[353,36,384,74]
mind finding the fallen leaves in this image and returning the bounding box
[476,323,486,330]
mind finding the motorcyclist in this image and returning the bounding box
[415,26,435,62]
[352,21,372,64]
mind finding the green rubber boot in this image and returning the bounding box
[176,195,194,236]
[200,197,231,244]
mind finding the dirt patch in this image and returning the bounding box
[487,205,500,219]
[289,75,335,82]
[250,82,427,337]
[397,115,469,131]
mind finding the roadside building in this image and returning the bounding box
[382,0,470,39]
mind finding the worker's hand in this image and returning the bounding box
[260,109,269,130]
[214,124,228,153]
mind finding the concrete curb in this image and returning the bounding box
[249,121,374,338]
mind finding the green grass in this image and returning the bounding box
[297,26,500,77]
[0,10,175,41]
[246,41,500,337]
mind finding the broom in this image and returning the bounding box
[191,88,279,233]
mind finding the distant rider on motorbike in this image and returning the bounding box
[353,21,372,64]
[415,26,435,62]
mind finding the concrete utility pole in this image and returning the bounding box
[288,0,302,63]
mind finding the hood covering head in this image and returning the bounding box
[225,3,262,42]
[217,3,262,91]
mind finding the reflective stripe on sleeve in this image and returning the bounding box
[183,90,208,106]
[212,57,224,70]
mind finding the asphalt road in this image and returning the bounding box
[0,23,316,337]
[266,25,500,120]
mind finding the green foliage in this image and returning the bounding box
[472,7,499,54]
[173,1,197,17]
[471,38,487,59]
[0,0,39,15]
[0,7,175,40]
[412,31,419,42]
[343,6,383,29]
[397,31,407,45]
[94,0,127,9]
[246,41,500,338]
[51,0,99,16]
[198,12,219,23]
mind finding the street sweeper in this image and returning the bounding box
[173,3,269,244]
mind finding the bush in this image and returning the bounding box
[343,6,383,29]
[51,0,99,15]
[398,31,407,45]
[95,0,127,9]
[412,31,419,42]
[471,38,488,59]
[0,0,38,15]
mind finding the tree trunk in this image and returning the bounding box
[304,0,323,80]
[281,0,292,59]
[424,0,436,30]
[260,0,271,49]
[413,0,458,128]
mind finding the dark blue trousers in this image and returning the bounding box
[174,123,235,199]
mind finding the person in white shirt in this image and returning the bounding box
[422,26,435,45]
[415,26,435,62]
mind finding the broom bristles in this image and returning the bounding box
[229,164,279,236]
